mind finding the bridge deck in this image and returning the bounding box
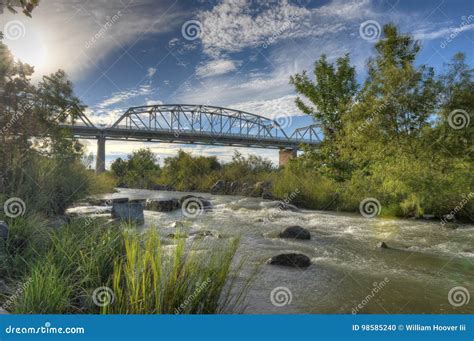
[62,125,320,149]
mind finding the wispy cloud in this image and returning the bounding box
[196,58,241,77]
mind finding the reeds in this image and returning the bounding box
[1,217,251,314]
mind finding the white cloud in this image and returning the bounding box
[146,100,163,106]
[197,0,372,59]
[413,23,474,41]
[96,84,153,109]
[196,58,241,77]
[147,67,157,78]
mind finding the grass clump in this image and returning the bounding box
[110,231,243,314]
[0,218,250,314]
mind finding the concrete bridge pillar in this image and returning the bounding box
[279,148,297,167]
[96,135,106,174]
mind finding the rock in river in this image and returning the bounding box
[145,199,180,212]
[377,241,389,249]
[279,226,311,240]
[210,180,226,194]
[112,199,144,224]
[267,253,311,268]
[0,221,8,240]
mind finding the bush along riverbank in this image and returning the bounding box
[0,217,249,314]
[107,148,473,223]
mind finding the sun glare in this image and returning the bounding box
[5,24,48,76]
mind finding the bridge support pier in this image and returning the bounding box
[96,136,106,174]
[279,148,297,167]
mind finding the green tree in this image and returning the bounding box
[290,54,358,181]
[290,54,358,139]
[0,39,91,215]
[110,148,160,189]
[433,52,473,157]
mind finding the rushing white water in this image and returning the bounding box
[74,188,474,314]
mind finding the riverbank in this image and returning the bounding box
[0,216,248,314]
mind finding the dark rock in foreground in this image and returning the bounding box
[267,253,311,268]
[145,199,180,212]
[377,241,389,249]
[0,221,8,241]
[279,226,311,240]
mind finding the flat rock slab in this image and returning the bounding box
[267,253,311,268]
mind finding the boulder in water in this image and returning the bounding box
[279,226,311,240]
[145,199,180,212]
[210,180,226,194]
[229,181,240,194]
[0,220,8,240]
[0,221,8,240]
[267,253,311,268]
[377,241,389,249]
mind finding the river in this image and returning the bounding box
[72,188,474,314]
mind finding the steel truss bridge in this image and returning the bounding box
[62,104,322,172]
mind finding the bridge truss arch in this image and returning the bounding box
[110,104,292,142]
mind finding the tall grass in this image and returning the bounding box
[0,218,251,314]
[109,231,244,314]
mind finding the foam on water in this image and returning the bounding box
[73,189,474,313]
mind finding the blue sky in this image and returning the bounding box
[1,0,473,166]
